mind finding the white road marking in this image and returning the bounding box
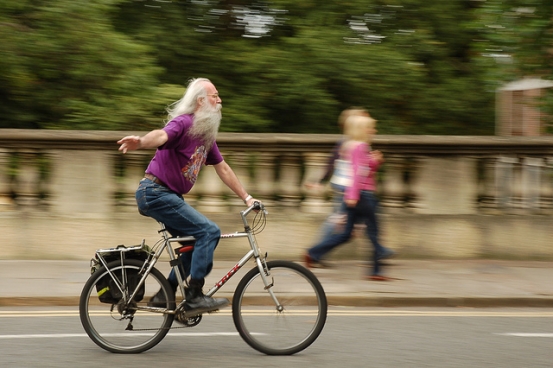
[1,309,550,341]
[0,332,243,339]
[2,331,551,340]
[495,333,553,337]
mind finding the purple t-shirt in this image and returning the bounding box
[145,114,223,194]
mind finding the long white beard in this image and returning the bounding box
[189,103,222,149]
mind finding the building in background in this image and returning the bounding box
[495,78,553,211]
[496,78,553,136]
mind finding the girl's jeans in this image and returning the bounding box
[308,191,385,275]
[135,178,221,286]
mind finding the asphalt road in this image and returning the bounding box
[1,307,552,368]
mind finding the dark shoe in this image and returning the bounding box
[184,286,229,316]
[376,247,396,261]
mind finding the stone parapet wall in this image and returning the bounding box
[1,130,553,260]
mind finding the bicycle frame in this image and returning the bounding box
[111,202,280,314]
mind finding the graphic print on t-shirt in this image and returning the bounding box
[182,146,207,185]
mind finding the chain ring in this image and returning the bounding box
[175,310,202,327]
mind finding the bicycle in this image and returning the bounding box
[79,202,328,355]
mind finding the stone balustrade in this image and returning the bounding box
[1,129,553,261]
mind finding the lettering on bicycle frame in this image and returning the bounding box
[215,263,241,288]
[220,233,243,239]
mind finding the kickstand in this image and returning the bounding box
[125,317,134,331]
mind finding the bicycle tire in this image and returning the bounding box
[79,259,175,353]
[232,260,328,355]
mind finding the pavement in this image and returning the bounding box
[1,259,552,308]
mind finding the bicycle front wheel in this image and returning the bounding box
[79,259,175,354]
[232,260,327,355]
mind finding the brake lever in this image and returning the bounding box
[253,201,268,215]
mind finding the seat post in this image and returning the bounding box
[158,221,170,237]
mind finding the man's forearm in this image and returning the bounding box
[139,130,168,149]
[215,161,249,201]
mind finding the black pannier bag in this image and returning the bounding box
[91,245,151,304]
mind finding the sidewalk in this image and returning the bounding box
[1,259,552,307]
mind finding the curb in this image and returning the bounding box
[0,297,82,307]
[326,296,553,308]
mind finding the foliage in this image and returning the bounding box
[1,0,551,134]
[472,0,553,129]
[0,0,162,130]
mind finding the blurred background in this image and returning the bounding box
[1,0,552,135]
[2,5,552,367]
[2,0,553,262]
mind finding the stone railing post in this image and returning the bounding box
[541,158,553,211]
[495,156,517,210]
[253,152,276,206]
[279,152,302,209]
[477,157,498,212]
[13,150,41,211]
[522,157,542,211]
[379,155,407,209]
[118,152,148,210]
[0,149,14,210]
[511,158,524,210]
[302,152,331,213]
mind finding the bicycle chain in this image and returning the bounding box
[119,313,202,331]
[127,324,193,331]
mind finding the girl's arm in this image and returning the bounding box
[368,149,384,170]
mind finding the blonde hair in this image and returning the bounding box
[343,115,376,143]
[337,107,369,129]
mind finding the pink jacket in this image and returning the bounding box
[343,142,381,201]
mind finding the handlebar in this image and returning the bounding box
[253,201,268,214]
[238,201,268,234]
[243,201,268,216]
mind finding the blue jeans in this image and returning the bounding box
[308,191,385,275]
[135,178,221,286]
[317,184,346,241]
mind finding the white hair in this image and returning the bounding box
[166,78,211,123]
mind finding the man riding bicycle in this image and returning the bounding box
[117,77,260,315]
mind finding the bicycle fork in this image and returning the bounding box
[202,249,283,312]
[255,256,284,312]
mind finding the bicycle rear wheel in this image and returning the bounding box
[232,260,327,355]
[79,259,175,353]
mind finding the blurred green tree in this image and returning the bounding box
[110,0,496,134]
[2,0,550,134]
[0,0,168,130]
[472,0,553,130]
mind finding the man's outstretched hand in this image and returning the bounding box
[117,135,141,154]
